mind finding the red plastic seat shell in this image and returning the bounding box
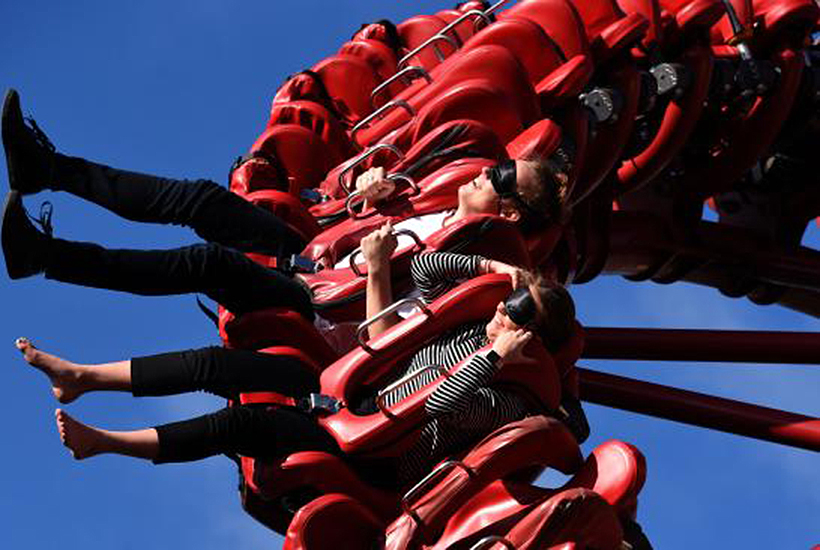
[318,276,562,456]
[659,0,726,31]
[283,493,384,550]
[501,488,624,550]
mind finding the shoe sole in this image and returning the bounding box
[2,190,26,279]
[2,89,21,193]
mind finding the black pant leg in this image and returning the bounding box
[52,155,306,256]
[153,406,339,464]
[44,239,314,318]
[131,346,320,399]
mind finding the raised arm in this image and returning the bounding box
[409,252,486,303]
[361,222,398,339]
[410,252,529,303]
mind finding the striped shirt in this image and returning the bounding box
[372,252,531,486]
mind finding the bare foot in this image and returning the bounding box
[16,337,85,403]
[55,409,105,460]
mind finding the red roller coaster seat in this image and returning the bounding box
[496,0,611,204]
[282,494,383,550]
[686,0,820,199]
[315,275,561,455]
[303,159,490,266]
[383,416,583,550]
[353,45,541,148]
[565,0,646,203]
[570,0,649,65]
[221,214,533,347]
[280,416,583,550]
[435,8,490,46]
[397,15,458,73]
[317,118,507,201]
[244,102,355,194]
[236,278,566,537]
[304,214,534,325]
[614,0,724,194]
[484,489,624,550]
[309,112,565,221]
[311,53,384,124]
[338,38,399,83]
[428,439,647,549]
[391,12,594,113]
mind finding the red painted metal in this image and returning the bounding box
[583,327,820,363]
[578,367,820,451]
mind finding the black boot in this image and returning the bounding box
[1,191,51,279]
[2,89,56,195]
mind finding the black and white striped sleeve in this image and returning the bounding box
[410,252,487,303]
[425,351,529,426]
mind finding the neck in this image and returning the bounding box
[446,206,469,227]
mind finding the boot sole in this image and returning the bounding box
[2,90,20,193]
[1,190,38,279]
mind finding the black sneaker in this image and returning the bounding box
[1,190,51,279]
[2,89,56,195]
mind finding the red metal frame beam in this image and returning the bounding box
[583,327,820,364]
[578,367,820,452]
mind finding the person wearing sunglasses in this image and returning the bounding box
[2,90,569,335]
[16,242,575,489]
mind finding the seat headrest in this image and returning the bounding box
[507,118,563,160]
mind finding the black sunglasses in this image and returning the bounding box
[503,287,538,328]
[487,160,541,219]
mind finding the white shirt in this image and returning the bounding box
[332,211,452,270]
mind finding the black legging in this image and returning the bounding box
[41,155,314,318]
[131,346,339,464]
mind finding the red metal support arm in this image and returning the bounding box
[578,367,820,452]
[583,327,820,364]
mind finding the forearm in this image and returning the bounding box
[365,261,398,339]
[410,252,487,302]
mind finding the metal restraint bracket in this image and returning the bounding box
[299,188,327,204]
[401,459,475,522]
[282,254,323,274]
[297,393,343,415]
[579,87,623,124]
[650,62,690,97]
[469,536,515,550]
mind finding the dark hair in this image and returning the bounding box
[506,156,569,233]
[354,20,402,55]
[520,271,576,353]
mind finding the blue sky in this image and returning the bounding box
[1,1,817,548]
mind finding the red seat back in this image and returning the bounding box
[397,15,457,71]
[568,0,649,63]
[657,0,726,34]
[502,0,593,59]
[283,494,384,550]
[461,17,567,84]
[312,54,382,122]
[565,440,647,520]
[355,45,540,147]
[499,488,624,550]
[250,122,346,193]
[385,416,583,549]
